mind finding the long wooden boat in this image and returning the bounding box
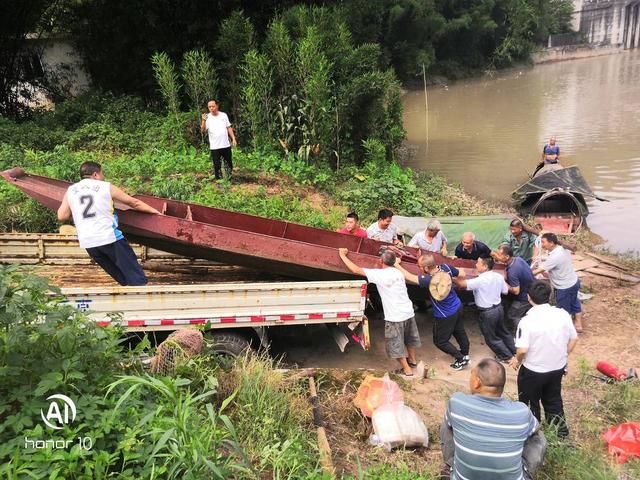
[512,164,608,234]
[1,168,495,280]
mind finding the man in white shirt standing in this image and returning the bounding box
[532,232,583,332]
[338,247,420,377]
[514,280,578,439]
[57,161,161,286]
[454,256,516,365]
[200,99,237,180]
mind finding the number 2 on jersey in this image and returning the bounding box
[79,195,96,219]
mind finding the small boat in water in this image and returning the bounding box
[512,164,608,234]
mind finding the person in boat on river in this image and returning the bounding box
[366,209,403,245]
[502,219,538,265]
[454,232,492,260]
[57,161,161,286]
[337,212,367,238]
[531,233,583,333]
[408,219,448,256]
[541,136,560,165]
[338,247,420,377]
[395,254,471,371]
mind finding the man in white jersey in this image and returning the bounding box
[57,161,161,286]
[200,99,237,180]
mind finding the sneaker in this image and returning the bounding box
[450,359,465,371]
[461,355,470,366]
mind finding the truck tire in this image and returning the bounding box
[207,331,252,358]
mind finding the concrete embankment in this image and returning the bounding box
[532,44,623,64]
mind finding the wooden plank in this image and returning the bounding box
[584,267,640,283]
[583,252,631,272]
[572,259,599,271]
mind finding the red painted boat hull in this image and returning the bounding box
[1,168,497,280]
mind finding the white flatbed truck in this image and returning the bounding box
[1,233,369,354]
[60,281,369,355]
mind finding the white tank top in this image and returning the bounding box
[66,179,124,248]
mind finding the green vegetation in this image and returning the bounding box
[0,266,323,479]
[0,93,497,234]
[4,1,575,118]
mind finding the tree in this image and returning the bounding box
[181,49,218,113]
[240,50,273,148]
[215,11,255,130]
[0,0,69,117]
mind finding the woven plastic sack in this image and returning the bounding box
[353,374,403,418]
[150,329,204,375]
[370,402,429,451]
[603,422,640,464]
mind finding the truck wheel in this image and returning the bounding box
[207,331,252,358]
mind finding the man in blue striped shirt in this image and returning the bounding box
[440,358,547,480]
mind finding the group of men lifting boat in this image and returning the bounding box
[57,134,580,480]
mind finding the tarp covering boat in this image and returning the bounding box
[394,215,513,250]
[1,168,497,281]
[512,165,606,217]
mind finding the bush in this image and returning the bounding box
[0,267,249,479]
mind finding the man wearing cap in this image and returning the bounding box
[494,244,536,332]
[338,247,420,377]
[395,255,471,371]
[454,257,516,366]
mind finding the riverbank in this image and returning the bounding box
[532,44,624,64]
[0,95,503,235]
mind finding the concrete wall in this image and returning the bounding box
[572,0,640,48]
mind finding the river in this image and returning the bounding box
[403,51,640,254]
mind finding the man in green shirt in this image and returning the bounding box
[503,219,538,265]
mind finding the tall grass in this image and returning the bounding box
[220,353,322,480]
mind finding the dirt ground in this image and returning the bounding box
[35,262,640,476]
[274,273,640,476]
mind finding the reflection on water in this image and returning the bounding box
[403,51,640,253]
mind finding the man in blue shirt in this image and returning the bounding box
[440,358,547,480]
[541,136,560,164]
[454,231,492,260]
[395,255,470,371]
[495,244,536,332]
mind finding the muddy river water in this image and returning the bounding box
[403,51,640,254]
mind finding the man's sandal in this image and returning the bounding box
[393,368,414,377]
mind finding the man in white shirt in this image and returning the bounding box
[338,247,419,377]
[454,257,516,365]
[366,208,402,245]
[57,161,161,285]
[408,219,448,256]
[200,99,237,180]
[514,280,578,439]
[532,232,583,332]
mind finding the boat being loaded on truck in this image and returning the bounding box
[512,163,608,234]
[1,167,498,280]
